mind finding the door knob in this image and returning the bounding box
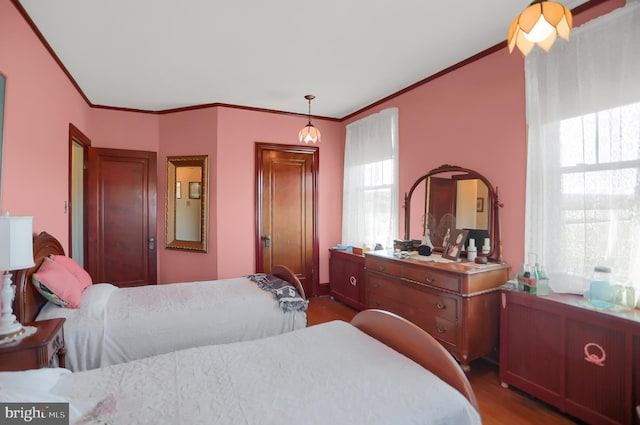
[261,234,271,247]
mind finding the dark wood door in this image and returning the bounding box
[87,148,157,287]
[255,143,318,296]
[428,177,455,248]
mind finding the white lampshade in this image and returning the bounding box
[0,214,35,271]
[298,124,321,144]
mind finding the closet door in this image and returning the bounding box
[87,148,157,287]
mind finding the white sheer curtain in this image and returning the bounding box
[342,108,399,249]
[525,0,640,295]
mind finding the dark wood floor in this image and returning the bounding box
[307,296,583,425]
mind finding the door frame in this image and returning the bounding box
[68,124,91,263]
[255,142,319,296]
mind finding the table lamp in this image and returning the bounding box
[0,213,34,339]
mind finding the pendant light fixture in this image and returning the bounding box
[508,0,573,56]
[298,95,321,144]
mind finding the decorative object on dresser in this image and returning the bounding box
[442,229,469,261]
[500,289,640,425]
[0,213,35,339]
[329,248,365,310]
[0,318,65,371]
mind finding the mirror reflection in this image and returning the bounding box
[404,165,503,262]
[166,155,208,252]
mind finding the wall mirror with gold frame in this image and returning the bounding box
[165,155,208,252]
[404,164,503,262]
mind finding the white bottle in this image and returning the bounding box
[482,238,491,254]
[467,239,477,262]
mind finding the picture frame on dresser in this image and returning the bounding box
[443,229,469,261]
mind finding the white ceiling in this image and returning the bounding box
[17,0,588,118]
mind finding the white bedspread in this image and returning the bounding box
[52,320,481,425]
[36,278,306,371]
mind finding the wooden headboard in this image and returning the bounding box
[271,264,307,300]
[351,309,479,410]
[13,232,65,324]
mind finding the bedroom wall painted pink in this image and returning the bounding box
[0,0,624,286]
[154,106,343,284]
[344,50,526,269]
[157,107,219,283]
[214,107,344,282]
[88,108,159,151]
[0,0,89,244]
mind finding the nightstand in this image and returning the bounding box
[0,318,66,371]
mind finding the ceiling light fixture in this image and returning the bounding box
[298,95,321,144]
[508,0,573,56]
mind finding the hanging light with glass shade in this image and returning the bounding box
[298,95,321,144]
[508,0,573,56]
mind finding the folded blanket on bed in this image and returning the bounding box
[248,274,308,312]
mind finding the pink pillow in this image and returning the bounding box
[32,258,84,308]
[50,255,93,290]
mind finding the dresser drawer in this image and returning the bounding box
[429,316,459,347]
[404,263,461,292]
[367,292,459,347]
[365,256,403,276]
[368,274,458,322]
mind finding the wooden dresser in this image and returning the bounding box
[500,289,640,425]
[364,250,510,371]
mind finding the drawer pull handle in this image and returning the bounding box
[435,325,447,334]
[377,265,386,271]
[435,302,446,310]
[349,276,357,286]
[424,274,435,283]
[584,342,606,367]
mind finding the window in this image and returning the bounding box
[342,108,399,249]
[525,1,640,294]
[554,104,640,285]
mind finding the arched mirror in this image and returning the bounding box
[404,164,503,262]
[165,155,208,252]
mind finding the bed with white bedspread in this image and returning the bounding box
[13,232,306,372]
[36,278,306,371]
[0,310,481,425]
